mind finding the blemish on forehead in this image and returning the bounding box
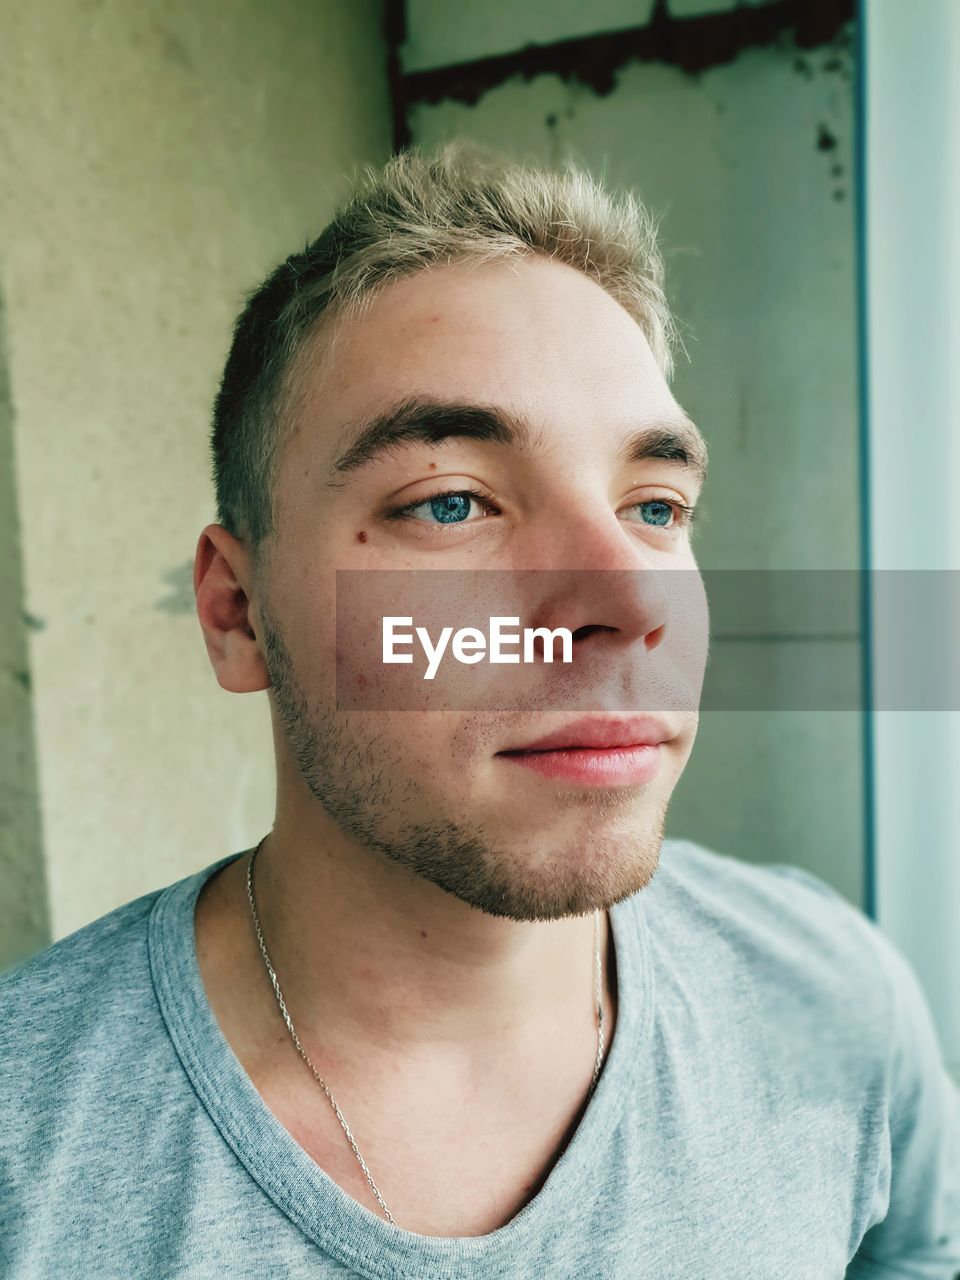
[356,530,368,543]
[428,462,437,470]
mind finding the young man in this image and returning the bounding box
[1,143,958,1278]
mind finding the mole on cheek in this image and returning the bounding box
[356,530,368,543]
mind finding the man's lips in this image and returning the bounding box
[496,715,674,754]
[494,716,673,788]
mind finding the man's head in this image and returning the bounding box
[195,141,709,923]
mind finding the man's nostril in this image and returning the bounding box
[571,624,615,641]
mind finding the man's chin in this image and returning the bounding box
[445,842,663,922]
[478,782,668,852]
[377,806,667,923]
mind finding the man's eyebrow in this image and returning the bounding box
[616,416,709,490]
[326,395,707,488]
[328,398,539,482]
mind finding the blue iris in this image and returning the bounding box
[429,493,473,523]
[638,500,672,527]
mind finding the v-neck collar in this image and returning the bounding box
[149,852,652,1280]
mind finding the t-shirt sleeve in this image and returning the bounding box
[845,920,960,1278]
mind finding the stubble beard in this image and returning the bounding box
[260,605,667,922]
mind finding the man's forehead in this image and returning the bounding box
[287,257,696,476]
[321,256,662,375]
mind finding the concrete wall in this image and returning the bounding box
[401,0,657,70]
[0,293,49,969]
[402,12,864,904]
[0,0,391,961]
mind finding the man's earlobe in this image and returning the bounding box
[194,524,271,694]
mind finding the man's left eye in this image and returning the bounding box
[622,499,692,530]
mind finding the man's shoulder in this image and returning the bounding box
[0,884,180,1183]
[656,834,875,950]
[0,851,239,1018]
[0,884,166,1065]
[653,836,896,1040]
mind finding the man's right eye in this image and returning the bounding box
[386,488,500,526]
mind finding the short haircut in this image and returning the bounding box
[210,139,678,549]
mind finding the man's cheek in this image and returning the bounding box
[333,642,376,700]
[332,572,467,712]
[372,711,480,786]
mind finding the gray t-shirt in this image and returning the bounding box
[1,838,959,1279]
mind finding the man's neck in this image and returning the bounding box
[196,819,614,1066]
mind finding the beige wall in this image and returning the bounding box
[0,0,391,962]
[0,292,48,968]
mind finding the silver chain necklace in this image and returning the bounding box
[245,835,606,1227]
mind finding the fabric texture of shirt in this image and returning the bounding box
[1,837,959,1279]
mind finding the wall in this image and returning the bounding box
[0,0,391,960]
[399,5,864,904]
[0,293,48,967]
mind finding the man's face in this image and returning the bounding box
[257,255,708,921]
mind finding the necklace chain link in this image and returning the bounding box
[245,835,606,1227]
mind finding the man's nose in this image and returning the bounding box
[518,507,673,653]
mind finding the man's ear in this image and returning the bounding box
[194,524,271,693]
